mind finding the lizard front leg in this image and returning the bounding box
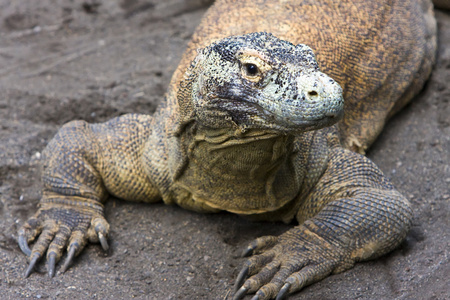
[233,148,412,299]
[18,113,161,277]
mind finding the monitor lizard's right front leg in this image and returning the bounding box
[18,113,161,277]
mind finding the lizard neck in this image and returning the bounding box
[171,124,302,214]
[190,126,292,178]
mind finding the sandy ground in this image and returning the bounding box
[0,1,449,299]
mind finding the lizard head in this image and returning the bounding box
[179,32,344,134]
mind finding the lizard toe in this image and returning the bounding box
[243,236,278,257]
[61,243,78,273]
[18,215,43,256]
[61,230,89,273]
[248,261,302,299]
[245,260,280,293]
[234,246,278,298]
[283,262,335,295]
[24,220,58,277]
[46,225,71,277]
[87,216,110,251]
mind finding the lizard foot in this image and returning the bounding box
[233,223,352,300]
[18,200,109,278]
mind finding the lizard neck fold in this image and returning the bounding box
[170,124,302,214]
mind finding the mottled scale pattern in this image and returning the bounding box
[19,0,436,299]
[170,0,436,153]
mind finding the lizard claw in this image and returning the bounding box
[61,243,77,273]
[98,232,109,251]
[24,253,41,278]
[242,236,278,257]
[275,283,290,300]
[233,286,249,300]
[18,234,32,257]
[234,264,249,292]
[47,252,56,278]
[93,218,110,251]
[242,246,254,257]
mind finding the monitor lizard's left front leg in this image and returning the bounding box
[233,147,412,300]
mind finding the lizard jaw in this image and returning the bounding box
[203,70,344,134]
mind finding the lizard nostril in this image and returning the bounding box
[308,90,318,97]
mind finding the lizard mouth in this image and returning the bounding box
[209,96,343,133]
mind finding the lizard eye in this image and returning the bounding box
[243,63,259,76]
[238,54,269,83]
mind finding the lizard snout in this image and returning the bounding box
[293,71,344,120]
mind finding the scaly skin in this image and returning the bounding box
[18,1,435,299]
[171,0,436,153]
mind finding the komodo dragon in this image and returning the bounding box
[18,0,437,299]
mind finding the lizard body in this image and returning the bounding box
[19,0,437,299]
